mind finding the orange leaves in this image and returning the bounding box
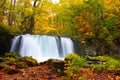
[75,16,83,22]
[116,76,120,80]
[77,25,94,37]
[81,68,94,75]
[78,25,92,32]
[75,15,93,34]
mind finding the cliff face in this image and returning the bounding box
[0,32,13,56]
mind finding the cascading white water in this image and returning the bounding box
[61,38,74,57]
[10,34,74,62]
[10,36,21,53]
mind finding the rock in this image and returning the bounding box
[19,56,38,67]
[5,52,20,59]
[114,70,120,76]
[16,62,28,68]
[46,59,64,74]
[5,68,22,74]
[0,62,10,70]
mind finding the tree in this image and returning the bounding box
[0,0,6,8]
[57,0,120,54]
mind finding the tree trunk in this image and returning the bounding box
[25,0,39,33]
[0,0,6,7]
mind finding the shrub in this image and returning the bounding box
[91,64,106,72]
[90,58,120,72]
[105,59,120,71]
[64,53,87,79]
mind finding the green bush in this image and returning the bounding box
[64,53,87,79]
[91,64,106,72]
[105,59,120,71]
[90,58,120,72]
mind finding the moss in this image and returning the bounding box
[86,55,113,62]
[19,56,38,67]
[5,52,20,59]
[0,63,10,70]
[3,52,20,62]
[105,59,120,71]
[16,62,28,68]
[91,64,106,72]
[64,53,87,79]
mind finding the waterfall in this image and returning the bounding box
[10,34,74,62]
[10,36,21,53]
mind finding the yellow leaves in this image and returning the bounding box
[80,39,86,44]
[104,0,120,11]
[75,16,82,22]
[33,16,57,34]
[24,8,33,16]
[42,26,57,33]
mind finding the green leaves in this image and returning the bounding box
[64,53,87,79]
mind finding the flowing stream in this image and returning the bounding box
[10,34,74,62]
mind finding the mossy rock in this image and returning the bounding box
[0,62,10,70]
[5,52,20,59]
[46,59,64,74]
[16,62,28,68]
[2,52,20,62]
[7,61,17,65]
[3,57,18,62]
[65,53,80,61]
[19,56,38,67]
[86,55,113,62]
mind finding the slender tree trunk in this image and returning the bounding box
[26,0,38,33]
[0,0,6,7]
[8,0,16,26]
